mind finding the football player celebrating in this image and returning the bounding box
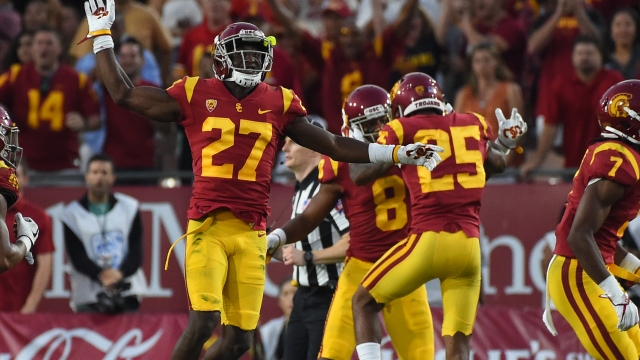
[269,85,433,359]
[350,72,527,360]
[81,1,443,359]
[543,80,640,358]
[0,108,40,273]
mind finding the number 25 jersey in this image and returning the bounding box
[166,77,307,229]
[377,112,492,238]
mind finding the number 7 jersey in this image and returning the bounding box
[166,77,307,229]
[377,112,492,237]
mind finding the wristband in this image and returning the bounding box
[271,228,287,246]
[620,253,640,273]
[368,143,398,164]
[93,35,114,54]
[599,274,625,300]
[17,235,33,253]
[494,139,511,155]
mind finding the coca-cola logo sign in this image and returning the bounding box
[12,328,162,360]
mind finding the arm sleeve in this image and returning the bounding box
[63,223,102,282]
[165,77,193,125]
[377,120,401,145]
[119,211,143,278]
[318,155,340,184]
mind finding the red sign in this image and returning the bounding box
[0,309,589,359]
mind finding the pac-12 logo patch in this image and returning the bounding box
[609,93,632,118]
[206,99,217,112]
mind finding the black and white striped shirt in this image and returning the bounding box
[291,168,350,287]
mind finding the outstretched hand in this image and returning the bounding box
[396,144,444,171]
[80,0,115,45]
[496,108,527,150]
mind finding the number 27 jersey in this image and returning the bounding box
[166,77,307,229]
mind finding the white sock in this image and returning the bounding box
[356,343,381,360]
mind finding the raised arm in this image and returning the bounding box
[83,0,182,123]
[390,0,419,38]
[265,0,303,44]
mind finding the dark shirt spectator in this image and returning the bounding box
[605,7,640,80]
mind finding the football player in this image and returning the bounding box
[350,72,527,360]
[543,79,640,358]
[0,108,40,273]
[269,84,433,359]
[81,1,443,359]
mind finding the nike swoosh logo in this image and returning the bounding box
[258,109,271,114]
[258,231,266,237]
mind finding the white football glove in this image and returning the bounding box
[82,0,115,52]
[267,228,286,255]
[599,275,639,331]
[25,251,34,265]
[396,143,444,171]
[14,213,39,255]
[495,108,527,150]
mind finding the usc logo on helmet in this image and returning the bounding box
[609,93,633,118]
[415,86,424,96]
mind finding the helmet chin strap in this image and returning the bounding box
[225,70,262,87]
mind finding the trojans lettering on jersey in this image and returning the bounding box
[166,76,306,229]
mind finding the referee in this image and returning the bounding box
[270,121,350,360]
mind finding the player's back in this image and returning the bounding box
[166,77,307,228]
[555,138,640,263]
[319,156,410,262]
[378,111,491,237]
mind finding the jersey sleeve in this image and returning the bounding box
[471,112,494,141]
[318,155,342,184]
[281,87,307,129]
[377,119,402,145]
[0,165,19,208]
[584,143,640,187]
[0,64,20,106]
[166,76,197,126]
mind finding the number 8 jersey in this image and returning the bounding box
[166,77,307,229]
[377,112,493,238]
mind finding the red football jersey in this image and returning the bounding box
[103,80,158,169]
[0,63,99,172]
[0,162,18,208]
[166,77,307,229]
[0,198,54,311]
[554,140,640,264]
[378,112,492,238]
[318,156,410,263]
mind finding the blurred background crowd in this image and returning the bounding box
[0,0,637,186]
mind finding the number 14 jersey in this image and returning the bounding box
[166,77,307,229]
[377,112,492,238]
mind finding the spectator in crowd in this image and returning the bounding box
[588,0,640,23]
[0,27,101,173]
[521,36,624,178]
[160,0,202,52]
[528,0,604,131]
[454,41,524,164]
[605,7,640,80]
[436,0,471,105]
[457,0,527,83]
[0,162,54,313]
[175,0,231,78]
[271,125,350,360]
[374,0,442,86]
[102,37,175,181]
[260,278,297,360]
[2,30,33,70]
[22,0,59,33]
[61,153,146,314]
[70,0,172,85]
[0,0,21,71]
[267,0,409,134]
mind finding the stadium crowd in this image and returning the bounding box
[0,0,637,184]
